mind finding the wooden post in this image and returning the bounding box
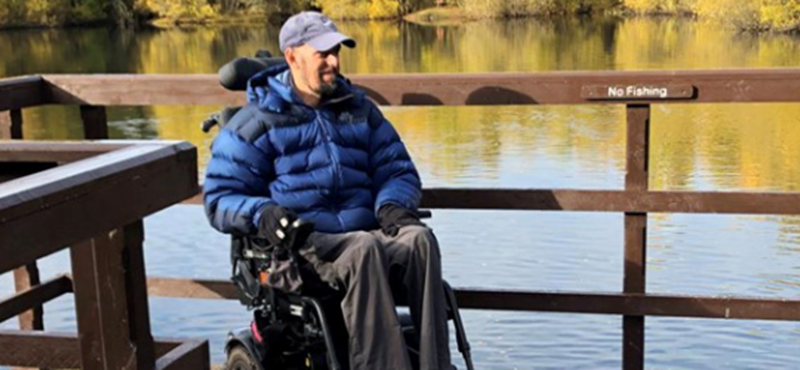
[70,221,155,370]
[80,105,109,139]
[11,262,44,370]
[0,109,23,140]
[12,265,43,331]
[2,109,44,370]
[623,104,650,370]
[123,221,156,368]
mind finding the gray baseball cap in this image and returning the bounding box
[279,11,356,52]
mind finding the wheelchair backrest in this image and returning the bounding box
[202,50,285,132]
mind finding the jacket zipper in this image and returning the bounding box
[316,112,345,229]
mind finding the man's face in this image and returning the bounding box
[287,44,341,96]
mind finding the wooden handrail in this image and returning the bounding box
[3,69,800,110]
[0,141,198,275]
[0,141,203,370]
[0,275,72,324]
[0,76,45,111]
[184,188,800,215]
[144,277,800,322]
[0,141,129,163]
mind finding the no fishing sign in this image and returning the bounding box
[581,84,695,101]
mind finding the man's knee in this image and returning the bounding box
[398,225,439,257]
[346,231,385,261]
[335,232,388,284]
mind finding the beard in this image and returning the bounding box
[318,80,338,96]
[317,71,338,97]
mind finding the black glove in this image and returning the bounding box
[377,204,424,237]
[284,219,315,252]
[257,205,302,248]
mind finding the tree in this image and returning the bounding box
[109,0,135,27]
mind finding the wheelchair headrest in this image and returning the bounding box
[218,50,286,91]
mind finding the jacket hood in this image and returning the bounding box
[246,62,362,113]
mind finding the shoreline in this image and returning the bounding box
[0,13,274,31]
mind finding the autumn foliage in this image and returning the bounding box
[0,0,798,32]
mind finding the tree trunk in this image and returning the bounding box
[109,0,135,28]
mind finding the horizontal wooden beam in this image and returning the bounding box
[0,275,72,324]
[145,277,800,321]
[39,68,800,107]
[0,141,128,163]
[0,142,199,275]
[0,76,45,110]
[147,277,239,300]
[454,289,800,321]
[352,69,800,105]
[184,191,203,205]
[155,339,210,370]
[43,74,242,106]
[421,188,800,214]
[0,331,192,369]
[183,188,800,215]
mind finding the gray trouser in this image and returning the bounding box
[299,225,451,370]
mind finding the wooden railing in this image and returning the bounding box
[3,69,800,369]
[0,141,203,369]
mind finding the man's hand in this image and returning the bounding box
[378,204,424,237]
[257,205,299,247]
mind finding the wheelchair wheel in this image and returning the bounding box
[225,345,261,370]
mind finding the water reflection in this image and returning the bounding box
[3,17,800,194]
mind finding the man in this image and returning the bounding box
[203,11,451,370]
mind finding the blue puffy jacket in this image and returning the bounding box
[204,64,422,235]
